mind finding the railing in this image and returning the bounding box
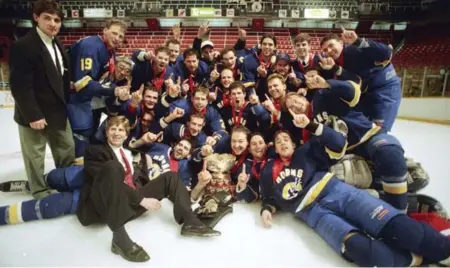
[398,66,450,98]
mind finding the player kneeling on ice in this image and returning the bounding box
[0,116,220,263]
[259,114,450,267]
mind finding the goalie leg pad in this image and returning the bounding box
[330,154,373,189]
[405,157,430,192]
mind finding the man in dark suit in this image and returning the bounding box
[8,0,75,200]
[77,116,220,263]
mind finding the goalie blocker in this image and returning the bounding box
[330,154,429,193]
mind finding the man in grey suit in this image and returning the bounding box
[9,0,75,199]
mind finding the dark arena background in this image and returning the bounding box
[0,0,449,266]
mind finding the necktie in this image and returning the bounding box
[120,149,136,190]
[52,40,62,76]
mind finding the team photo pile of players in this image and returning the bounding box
[2,18,450,266]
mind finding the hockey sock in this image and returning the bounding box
[343,232,412,266]
[374,145,408,212]
[0,180,30,192]
[380,215,450,264]
[0,192,79,225]
[112,226,134,251]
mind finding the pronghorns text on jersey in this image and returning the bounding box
[275,168,304,184]
[152,155,170,171]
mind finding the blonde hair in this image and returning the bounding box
[267,73,286,84]
[106,116,131,135]
[105,19,127,32]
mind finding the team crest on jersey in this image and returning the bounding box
[147,155,170,180]
[282,181,303,200]
[275,168,304,200]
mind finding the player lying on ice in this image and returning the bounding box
[0,116,220,262]
[259,116,450,266]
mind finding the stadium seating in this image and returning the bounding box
[58,27,392,60]
[392,36,450,68]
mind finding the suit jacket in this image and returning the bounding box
[76,143,149,226]
[8,27,71,130]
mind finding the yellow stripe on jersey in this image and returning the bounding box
[161,93,171,108]
[340,80,361,108]
[382,181,408,194]
[375,51,393,67]
[8,203,22,224]
[347,124,381,151]
[325,141,348,160]
[295,172,334,213]
[73,157,84,166]
[74,75,92,92]
[243,82,255,88]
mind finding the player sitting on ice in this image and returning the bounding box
[259,118,450,267]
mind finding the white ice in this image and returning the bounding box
[0,107,449,267]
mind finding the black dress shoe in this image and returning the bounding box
[180,224,221,237]
[111,241,150,262]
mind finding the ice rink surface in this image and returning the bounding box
[0,108,449,267]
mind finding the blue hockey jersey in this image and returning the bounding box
[260,125,346,213]
[146,142,194,188]
[169,99,227,139]
[161,122,207,149]
[220,102,271,133]
[130,49,176,93]
[173,60,211,95]
[311,79,381,151]
[240,50,274,87]
[67,35,116,131]
[319,38,400,92]
[236,157,269,203]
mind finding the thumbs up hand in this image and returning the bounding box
[198,160,212,187]
[164,73,175,89]
[237,164,250,190]
[288,67,302,87]
[210,64,220,82]
[238,25,246,40]
[201,144,214,157]
[130,88,143,107]
[249,89,260,105]
[257,64,267,78]
[340,26,358,45]
[289,109,310,128]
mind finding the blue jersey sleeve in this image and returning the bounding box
[259,161,280,213]
[251,103,272,131]
[207,107,227,137]
[240,55,257,86]
[308,124,347,168]
[354,38,393,65]
[327,79,361,108]
[71,42,114,101]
